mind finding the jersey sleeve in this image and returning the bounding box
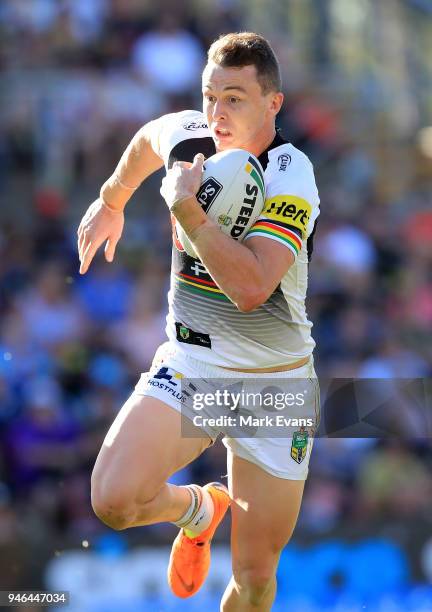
[148,113,176,158]
[148,110,208,167]
[244,145,320,259]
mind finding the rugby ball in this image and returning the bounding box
[175,149,265,258]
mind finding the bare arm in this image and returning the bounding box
[161,155,294,312]
[175,196,294,312]
[77,118,166,274]
[100,121,165,212]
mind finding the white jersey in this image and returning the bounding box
[150,110,320,368]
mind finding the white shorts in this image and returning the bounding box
[134,343,320,480]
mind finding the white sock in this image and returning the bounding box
[173,485,214,537]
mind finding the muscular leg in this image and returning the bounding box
[91,393,212,530]
[220,453,305,611]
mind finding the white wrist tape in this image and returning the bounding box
[113,175,139,191]
[160,168,195,211]
[100,198,124,214]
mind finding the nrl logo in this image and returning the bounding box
[278,153,291,171]
[183,121,208,131]
[218,214,232,227]
[290,429,308,464]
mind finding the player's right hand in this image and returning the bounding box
[77,198,124,274]
[160,153,204,212]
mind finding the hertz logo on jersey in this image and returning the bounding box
[263,195,312,236]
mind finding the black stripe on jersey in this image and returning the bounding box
[168,137,216,169]
[307,218,318,262]
[260,218,303,239]
[257,129,287,171]
[171,248,202,275]
[169,137,216,274]
[248,155,265,183]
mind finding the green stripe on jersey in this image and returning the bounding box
[250,168,265,200]
[248,155,265,184]
[180,282,232,302]
[247,227,299,254]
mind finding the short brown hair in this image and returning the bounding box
[207,32,282,94]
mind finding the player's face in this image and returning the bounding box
[202,62,283,156]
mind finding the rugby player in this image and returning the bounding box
[78,33,320,611]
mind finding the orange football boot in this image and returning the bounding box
[167,482,231,598]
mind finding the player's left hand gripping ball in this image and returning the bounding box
[160,153,204,212]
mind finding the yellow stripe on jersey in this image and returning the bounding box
[263,195,312,237]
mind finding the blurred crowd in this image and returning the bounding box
[0,0,432,588]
